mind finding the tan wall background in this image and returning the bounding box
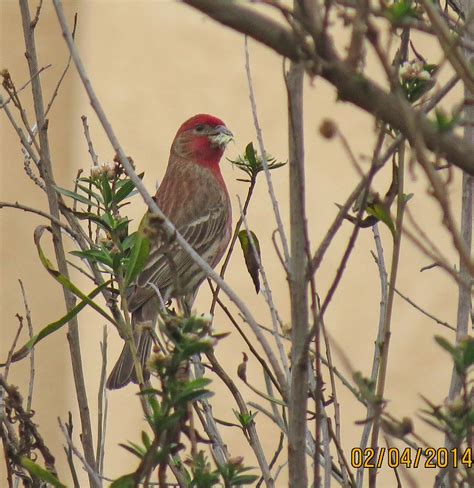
[1,1,464,486]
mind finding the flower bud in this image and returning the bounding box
[319,119,337,139]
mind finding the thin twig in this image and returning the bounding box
[58,418,102,488]
[206,351,274,487]
[393,286,456,331]
[81,115,99,166]
[18,280,35,413]
[369,128,407,488]
[0,201,78,240]
[0,375,57,475]
[3,317,24,382]
[44,13,78,118]
[96,326,108,477]
[211,288,282,397]
[356,223,388,488]
[244,36,290,265]
[63,412,80,488]
[0,64,52,109]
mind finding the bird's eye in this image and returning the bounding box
[195,125,205,133]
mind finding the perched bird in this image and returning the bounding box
[107,114,233,389]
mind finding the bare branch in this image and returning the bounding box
[18,0,97,478]
[18,280,35,413]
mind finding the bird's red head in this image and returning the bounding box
[171,114,233,168]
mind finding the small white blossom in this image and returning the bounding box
[106,161,117,179]
[90,165,101,178]
[90,161,119,179]
[399,60,431,81]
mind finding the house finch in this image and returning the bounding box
[107,114,233,389]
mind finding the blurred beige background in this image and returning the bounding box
[0,1,465,486]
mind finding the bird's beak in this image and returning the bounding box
[209,125,234,149]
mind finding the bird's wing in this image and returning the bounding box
[127,202,230,312]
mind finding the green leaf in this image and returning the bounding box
[34,226,117,325]
[435,336,465,374]
[9,280,110,362]
[385,0,420,24]
[75,183,104,204]
[233,409,259,427]
[72,211,112,232]
[54,185,96,207]
[122,232,138,251]
[124,231,150,287]
[366,204,396,238]
[78,176,101,189]
[184,377,212,391]
[431,108,460,133]
[141,431,151,450]
[232,474,259,484]
[120,441,146,458]
[460,337,474,369]
[115,178,136,203]
[101,212,116,230]
[115,217,130,233]
[110,474,135,488]
[20,458,66,488]
[174,388,213,404]
[238,230,261,293]
[228,142,285,180]
[245,142,258,169]
[70,249,114,268]
[435,336,457,355]
[181,340,213,356]
[101,174,113,207]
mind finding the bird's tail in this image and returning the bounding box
[106,327,152,390]
[107,297,159,390]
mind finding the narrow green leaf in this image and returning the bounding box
[434,336,456,355]
[122,232,138,251]
[184,377,212,392]
[101,213,116,230]
[70,249,114,268]
[245,142,257,168]
[461,337,474,368]
[101,174,113,207]
[238,229,261,293]
[73,211,113,232]
[232,474,259,484]
[121,441,146,458]
[9,280,110,362]
[78,176,101,188]
[115,179,136,203]
[20,458,66,488]
[110,474,135,488]
[174,389,213,405]
[34,226,117,326]
[366,204,396,238]
[54,185,96,207]
[141,431,151,450]
[76,183,104,204]
[124,232,150,287]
